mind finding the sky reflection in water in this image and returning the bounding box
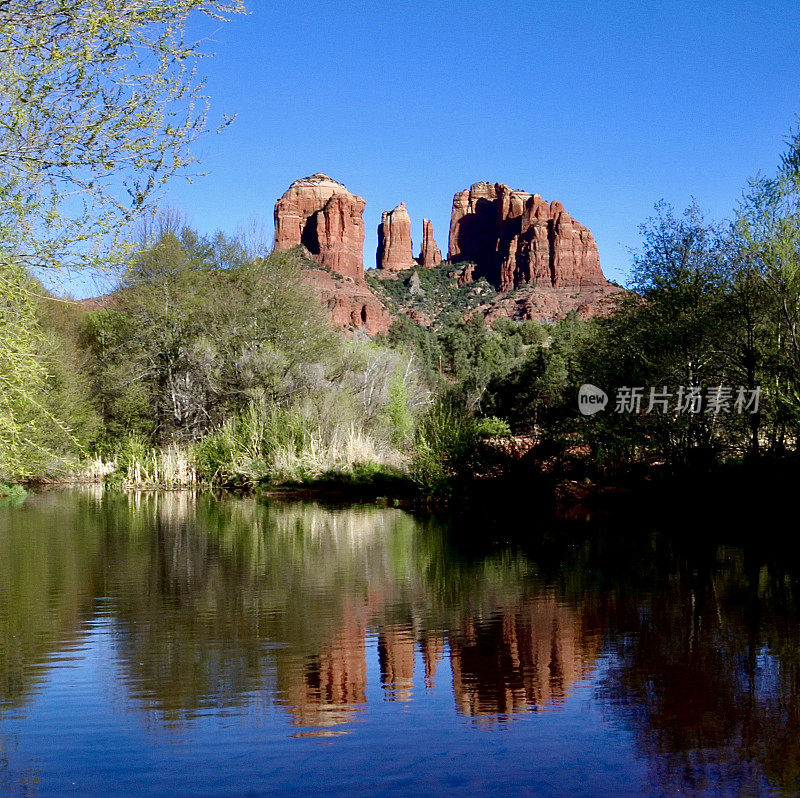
[0,489,796,795]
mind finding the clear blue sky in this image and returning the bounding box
[87,0,800,296]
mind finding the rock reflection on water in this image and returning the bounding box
[0,491,597,729]
[284,599,369,728]
[1,489,800,794]
[450,598,600,721]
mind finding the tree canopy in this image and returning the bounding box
[0,0,244,478]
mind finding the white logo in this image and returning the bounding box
[578,384,608,415]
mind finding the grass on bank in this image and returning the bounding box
[74,399,512,498]
[89,399,409,491]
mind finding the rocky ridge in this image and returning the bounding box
[273,175,622,334]
[448,182,606,291]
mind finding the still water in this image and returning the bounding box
[0,489,797,796]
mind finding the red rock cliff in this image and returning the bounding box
[376,202,415,271]
[418,219,442,268]
[274,173,366,281]
[448,182,606,291]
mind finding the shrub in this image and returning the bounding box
[192,396,401,486]
[108,434,197,487]
[474,416,512,438]
[383,372,414,447]
[192,429,237,484]
[409,398,478,496]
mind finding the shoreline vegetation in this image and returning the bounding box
[13,456,800,543]
[2,7,800,529]
[4,124,800,503]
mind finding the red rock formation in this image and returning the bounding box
[301,267,392,336]
[448,181,500,277]
[376,202,414,271]
[453,262,476,286]
[78,293,116,311]
[448,182,607,291]
[471,282,625,326]
[418,219,442,268]
[274,173,366,281]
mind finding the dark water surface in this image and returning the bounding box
[0,489,797,796]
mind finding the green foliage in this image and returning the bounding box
[0,0,245,273]
[383,371,415,447]
[114,434,151,476]
[0,263,99,479]
[0,1,243,481]
[192,396,397,487]
[368,263,496,328]
[193,430,238,485]
[410,397,478,496]
[89,236,340,444]
[490,316,550,346]
[474,416,512,437]
[438,315,515,410]
[582,203,745,467]
[478,313,593,436]
[733,123,800,449]
[87,237,433,488]
[578,178,800,469]
[0,483,26,505]
[0,263,54,477]
[380,315,444,388]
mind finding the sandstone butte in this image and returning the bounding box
[81,176,619,337]
[448,181,607,291]
[274,173,367,282]
[273,173,392,336]
[376,203,415,271]
[418,219,442,268]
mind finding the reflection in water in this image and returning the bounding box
[0,489,799,794]
[378,626,416,702]
[450,597,600,721]
[596,544,800,795]
[285,598,369,728]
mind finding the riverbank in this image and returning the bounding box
[18,454,800,533]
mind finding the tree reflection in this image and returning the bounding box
[596,542,800,795]
[0,490,105,708]
[1,490,800,793]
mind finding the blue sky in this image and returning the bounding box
[86,0,800,295]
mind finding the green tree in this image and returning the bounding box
[585,203,730,467]
[0,0,244,477]
[0,0,245,272]
[485,314,592,435]
[383,370,414,447]
[90,238,340,444]
[735,125,800,450]
[440,315,517,411]
[0,267,98,478]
